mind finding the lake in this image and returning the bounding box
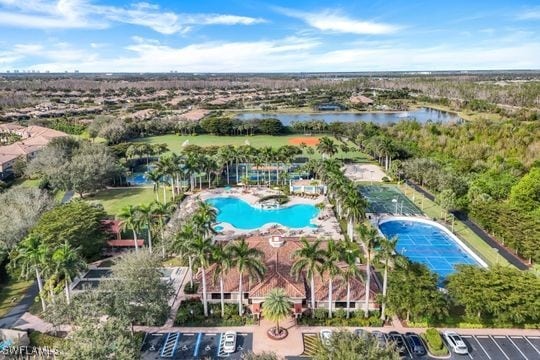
[235,107,462,125]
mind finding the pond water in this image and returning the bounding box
[235,107,462,125]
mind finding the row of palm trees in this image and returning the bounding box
[145,144,304,202]
[9,236,86,310]
[117,201,177,256]
[170,202,266,317]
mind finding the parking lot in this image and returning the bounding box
[141,332,253,359]
[456,335,540,360]
[299,332,540,360]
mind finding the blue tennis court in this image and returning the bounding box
[379,219,482,280]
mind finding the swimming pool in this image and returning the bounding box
[378,217,486,279]
[206,197,319,230]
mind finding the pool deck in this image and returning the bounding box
[198,187,344,240]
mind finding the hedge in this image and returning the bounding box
[421,328,448,356]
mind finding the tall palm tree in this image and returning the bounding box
[376,235,399,320]
[138,203,155,253]
[262,288,291,336]
[342,186,367,241]
[227,238,266,316]
[51,242,86,304]
[193,201,217,237]
[316,137,338,158]
[291,238,326,317]
[151,201,176,258]
[357,224,381,317]
[146,169,162,202]
[172,222,197,287]
[322,240,342,318]
[217,145,234,185]
[118,205,142,252]
[211,245,232,318]
[191,236,214,317]
[9,235,49,311]
[340,241,363,319]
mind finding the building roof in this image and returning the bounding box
[107,239,144,247]
[350,95,374,105]
[198,236,379,302]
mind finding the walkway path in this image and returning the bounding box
[0,283,38,329]
[405,180,529,270]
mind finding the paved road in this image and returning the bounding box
[405,180,528,270]
[0,282,38,329]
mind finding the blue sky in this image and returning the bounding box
[0,0,539,72]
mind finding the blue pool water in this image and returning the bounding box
[206,197,319,230]
[379,219,481,280]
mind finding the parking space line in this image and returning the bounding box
[524,337,540,355]
[507,336,529,360]
[489,336,510,360]
[473,336,492,360]
[193,332,203,358]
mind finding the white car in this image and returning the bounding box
[320,329,333,346]
[443,331,468,355]
[223,331,237,354]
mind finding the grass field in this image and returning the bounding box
[0,278,33,318]
[133,134,369,161]
[399,183,509,267]
[86,187,156,216]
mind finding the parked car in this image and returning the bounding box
[320,329,333,347]
[405,332,427,356]
[388,331,408,358]
[354,329,370,338]
[223,331,237,353]
[371,331,388,347]
[443,331,469,355]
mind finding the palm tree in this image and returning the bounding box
[151,201,176,258]
[342,186,367,241]
[316,137,338,158]
[262,288,291,336]
[291,238,326,317]
[51,242,86,304]
[227,238,266,316]
[146,169,162,202]
[193,201,217,237]
[340,241,363,318]
[118,205,142,252]
[191,236,214,317]
[322,240,342,318]
[376,235,399,321]
[217,145,234,185]
[9,235,49,311]
[172,222,197,287]
[211,245,232,318]
[357,224,381,317]
[138,203,155,253]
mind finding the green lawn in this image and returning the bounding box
[86,187,156,216]
[399,183,510,267]
[0,278,34,318]
[133,134,369,161]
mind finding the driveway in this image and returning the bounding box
[0,282,38,329]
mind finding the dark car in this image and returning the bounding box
[371,331,388,347]
[388,331,408,358]
[405,332,427,357]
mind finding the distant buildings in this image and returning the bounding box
[0,124,67,179]
[349,95,374,106]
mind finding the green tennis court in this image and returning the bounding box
[359,185,422,215]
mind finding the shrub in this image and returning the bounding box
[258,194,289,205]
[421,328,448,356]
[29,331,65,348]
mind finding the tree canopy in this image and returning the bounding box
[314,330,400,360]
[29,200,107,260]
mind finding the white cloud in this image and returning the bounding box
[7,36,539,73]
[517,7,540,20]
[277,7,399,35]
[0,0,265,34]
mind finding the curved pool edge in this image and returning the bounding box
[377,216,488,268]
